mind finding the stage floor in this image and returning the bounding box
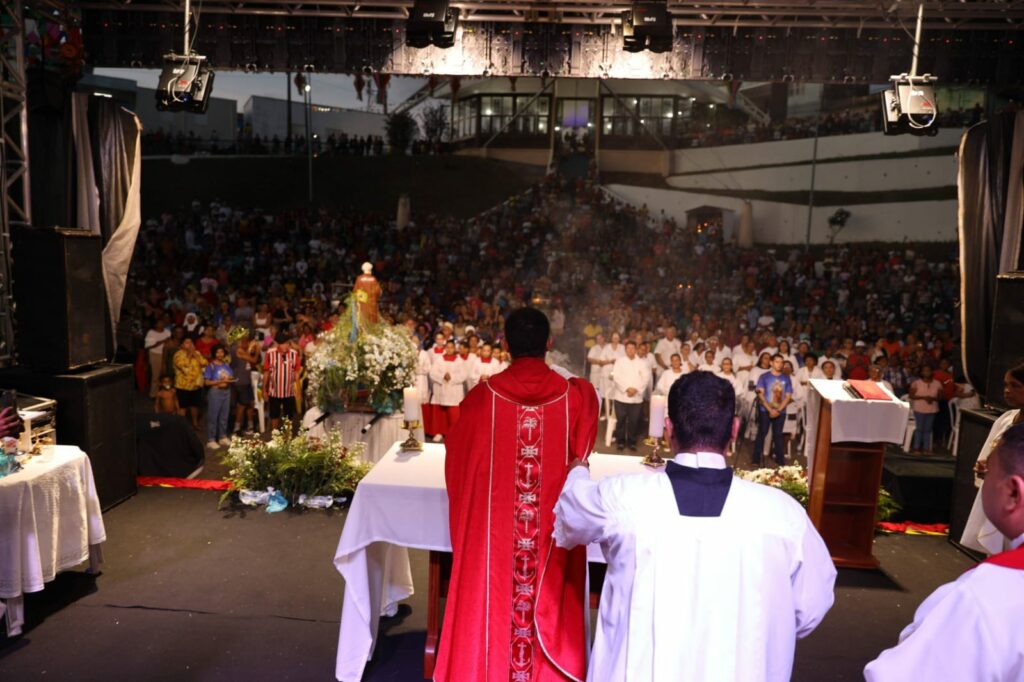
[0,482,976,681]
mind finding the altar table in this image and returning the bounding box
[333,442,651,682]
[0,446,106,636]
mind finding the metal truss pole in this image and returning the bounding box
[1,0,31,228]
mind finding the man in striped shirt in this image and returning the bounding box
[263,332,302,433]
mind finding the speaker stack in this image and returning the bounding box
[1,226,136,510]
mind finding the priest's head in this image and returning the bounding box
[504,307,550,359]
[665,371,736,455]
[982,422,1024,543]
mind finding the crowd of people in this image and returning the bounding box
[127,167,964,458]
[675,104,982,148]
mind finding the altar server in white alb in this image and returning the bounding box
[960,363,1024,554]
[554,370,836,682]
[865,421,1024,681]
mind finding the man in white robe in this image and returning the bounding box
[554,371,836,682]
[865,422,1024,681]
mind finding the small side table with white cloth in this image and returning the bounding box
[0,445,106,636]
[333,442,651,682]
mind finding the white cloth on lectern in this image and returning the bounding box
[553,457,836,682]
[864,534,1024,682]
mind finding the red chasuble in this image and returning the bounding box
[436,358,598,682]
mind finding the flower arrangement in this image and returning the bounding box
[737,465,900,522]
[306,296,418,414]
[219,423,370,507]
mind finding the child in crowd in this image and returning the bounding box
[154,376,180,415]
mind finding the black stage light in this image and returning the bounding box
[155,53,215,114]
[406,0,460,49]
[622,1,673,54]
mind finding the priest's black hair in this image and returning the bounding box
[668,371,735,454]
[995,422,1024,477]
[505,307,549,359]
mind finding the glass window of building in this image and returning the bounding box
[480,95,514,135]
[513,95,550,134]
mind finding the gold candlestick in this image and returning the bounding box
[401,420,423,451]
[641,435,666,468]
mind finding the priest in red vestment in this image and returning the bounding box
[436,307,599,682]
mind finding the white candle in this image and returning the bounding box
[649,395,667,439]
[403,387,419,422]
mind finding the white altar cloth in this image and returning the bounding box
[804,379,910,476]
[0,446,106,635]
[333,442,652,682]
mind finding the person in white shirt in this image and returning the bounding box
[819,359,839,381]
[707,336,731,366]
[611,341,648,451]
[468,342,504,389]
[732,333,751,358]
[796,353,818,387]
[678,343,697,374]
[653,326,682,376]
[717,357,744,400]
[554,371,836,682]
[654,353,686,396]
[960,365,1024,554]
[427,340,467,442]
[145,318,172,398]
[698,349,718,373]
[865,422,1024,681]
[601,333,626,418]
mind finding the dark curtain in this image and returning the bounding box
[27,71,73,228]
[87,99,138,243]
[958,111,1024,401]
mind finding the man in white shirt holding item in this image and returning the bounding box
[865,422,1024,681]
[611,340,648,451]
[554,371,836,682]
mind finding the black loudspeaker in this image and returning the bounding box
[949,407,1002,552]
[0,364,136,510]
[986,271,1024,409]
[11,226,110,372]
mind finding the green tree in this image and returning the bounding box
[385,111,419,155]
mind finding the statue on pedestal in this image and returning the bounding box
[353,262,382,325]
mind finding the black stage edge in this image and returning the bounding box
[881,449,955,524]
[0,364,136,510]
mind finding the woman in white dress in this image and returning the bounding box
[959,363,1024,554]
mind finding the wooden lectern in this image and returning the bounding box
[806,380,909,569]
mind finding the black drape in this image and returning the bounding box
[958,111,1024,401]
[87,99,138,243]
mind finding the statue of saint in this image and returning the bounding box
[353,262,382,325]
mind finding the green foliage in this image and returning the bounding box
[219,423,370,507]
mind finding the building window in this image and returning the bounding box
[453,98,479,139]
[513,95,550,134]
[601,96,676,137]
[480,95,514,135]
